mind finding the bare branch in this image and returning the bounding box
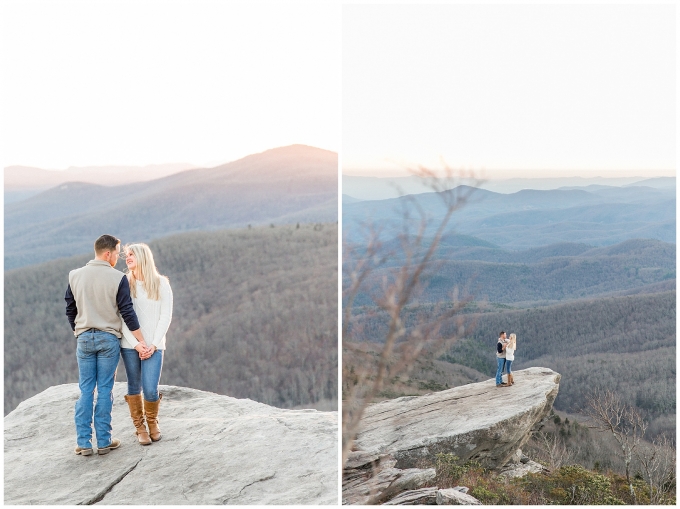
[342,166,482,466]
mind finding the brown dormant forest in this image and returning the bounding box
[5,224,337,414]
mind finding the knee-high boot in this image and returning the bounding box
[144,393,163,442]
[124,394,152,445]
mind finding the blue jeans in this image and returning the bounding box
[505,359,513,374]
[120,348,164,402]
[74,330,121,449]
[495,357,506,385]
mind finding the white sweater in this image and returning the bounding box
[121,277,173,350]
[505,346,515,361]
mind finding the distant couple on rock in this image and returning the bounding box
[496,331,516,388]
[65,234,173,456]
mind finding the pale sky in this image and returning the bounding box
[1,0,340,169]
[343,3,676,178]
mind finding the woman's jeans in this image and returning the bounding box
[505,359,513,374]
[75,330,120,449]
[495,357,506,385]
[120,348,164,402]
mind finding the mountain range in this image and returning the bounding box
[343,184,675,249]
[5,144,338,269]
[4,163,195,203]
[342,175,675,200]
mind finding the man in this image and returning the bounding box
[65,234,153,456]
[495,331,509,387]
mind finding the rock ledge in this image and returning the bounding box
[5,383,337,505]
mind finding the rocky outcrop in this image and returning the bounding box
[342,453,436,505]
[382,488,439,505]
[354,367,560,469]
[5,383,337,505]
[436,488,482,505]
[343,367,560,504]
[498,459,548,479]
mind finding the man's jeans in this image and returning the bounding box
[74,330,120,449]
[120,348,164,402]
[495,357,506,385]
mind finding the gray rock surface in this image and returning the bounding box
[5,383,337,505]
[353,367,560,470]
[436,489,481,505]
[498,459,548,479]
[343,453,436,505]
[383,487,439,505]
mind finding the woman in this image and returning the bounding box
[505,333,517,386]
[120,243,173,445]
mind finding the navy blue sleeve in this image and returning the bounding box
[117,277,141,331]
[65,284,78,331]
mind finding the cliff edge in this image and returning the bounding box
[5,383,337,505]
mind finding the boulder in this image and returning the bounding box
[353,367,560,470]
[4,383,337,505]
[498,460,548,479]
[436,488,482,505]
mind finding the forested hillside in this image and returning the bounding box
[348,290,675,438]
[5,144,337,269]
[5,224,337,414]
[349,237,675,306]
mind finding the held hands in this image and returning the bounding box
[134,342,155,360]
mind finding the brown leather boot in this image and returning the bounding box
[124,394,151,445]
[508,373,514,385]
[144,393,162,442]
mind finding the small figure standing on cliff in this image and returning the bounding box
[120,243,173,446]
[65,234,151,456]
[505,333,517,385]
[495,331,509,387]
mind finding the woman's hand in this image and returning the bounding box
[135,342,154,360]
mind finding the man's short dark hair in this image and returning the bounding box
[94,234,121,254]
[499,331,506,337]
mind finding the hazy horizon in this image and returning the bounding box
[342,169,676,180]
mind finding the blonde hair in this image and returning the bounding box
[509,333,517,350]
[124,243,167,301]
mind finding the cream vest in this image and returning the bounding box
[68,260,126,338]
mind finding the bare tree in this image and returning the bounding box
[531,431,576,472]
[635,433,676,504]
[584,389,647,503]
[342,167,481,466]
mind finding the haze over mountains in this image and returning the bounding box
[4,163,195,203]
[6,144,338,269]
[343,174,675,200]
[343,182,675,248]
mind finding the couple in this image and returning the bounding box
[495,331,517,388]
[65,234,173,455]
